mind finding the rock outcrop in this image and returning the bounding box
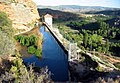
[0,0,40,33]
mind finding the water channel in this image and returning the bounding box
[23,26,69,81]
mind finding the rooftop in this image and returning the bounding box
[44,14,53,18]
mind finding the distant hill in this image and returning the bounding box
[37,5,120,13]
[38,8,80,22]
[86,10,120,16]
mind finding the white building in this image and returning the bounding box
[44,14,53,28]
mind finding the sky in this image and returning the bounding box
[33,0,120,8]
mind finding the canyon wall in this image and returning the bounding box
[0,0,40,33]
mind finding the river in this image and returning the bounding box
[23,26,69,82]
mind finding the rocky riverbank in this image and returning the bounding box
[69,53,120,82]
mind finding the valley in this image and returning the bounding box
[0,0,120,82]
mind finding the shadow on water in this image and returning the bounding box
[23,26,69,82]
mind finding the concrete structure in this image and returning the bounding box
[44,14,53,28]
[43,22,81,61]
[69,43,77,61]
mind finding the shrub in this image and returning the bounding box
[0,11,14,37]
[29,35,38,46]
[96,66,104,72]
[10,66,17,73]
[27,46,36,54]
[15,35,21,42]
[95,77,120,83]
[24,37,30,46]
[0,11,15,56]
[114,62,120,69]
[0,64,51,83]
[0,54,51,83]
[20,36,25,45]
[35,48,42,58]
[15,35,38,46]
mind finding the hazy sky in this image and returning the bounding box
[33,0,120,8]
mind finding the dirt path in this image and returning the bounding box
[98,53,120,63]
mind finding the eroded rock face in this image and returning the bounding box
[0,0,40,33]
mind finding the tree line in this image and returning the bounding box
[59,19,120,56]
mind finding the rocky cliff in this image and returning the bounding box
[0,0,40,33]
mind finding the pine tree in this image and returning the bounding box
[83,32,88,48]
[106,39,109,54]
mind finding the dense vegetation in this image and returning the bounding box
[57,16,120,56]
[67,21,120,55]
[67,20,120,39]
[0,11,15,56]
[15,35,42,58]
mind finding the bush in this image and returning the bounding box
[0,11,14,37]
[10,66,17,73]
[114,62,120,69]
[29,35,38,46]
[15,35,38,47]
[20,36,25,45]
[28,46,36,54]
[95,77,120,83]
[0,11,15,56]
[0,54,51,83]
[35,48,42,58]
